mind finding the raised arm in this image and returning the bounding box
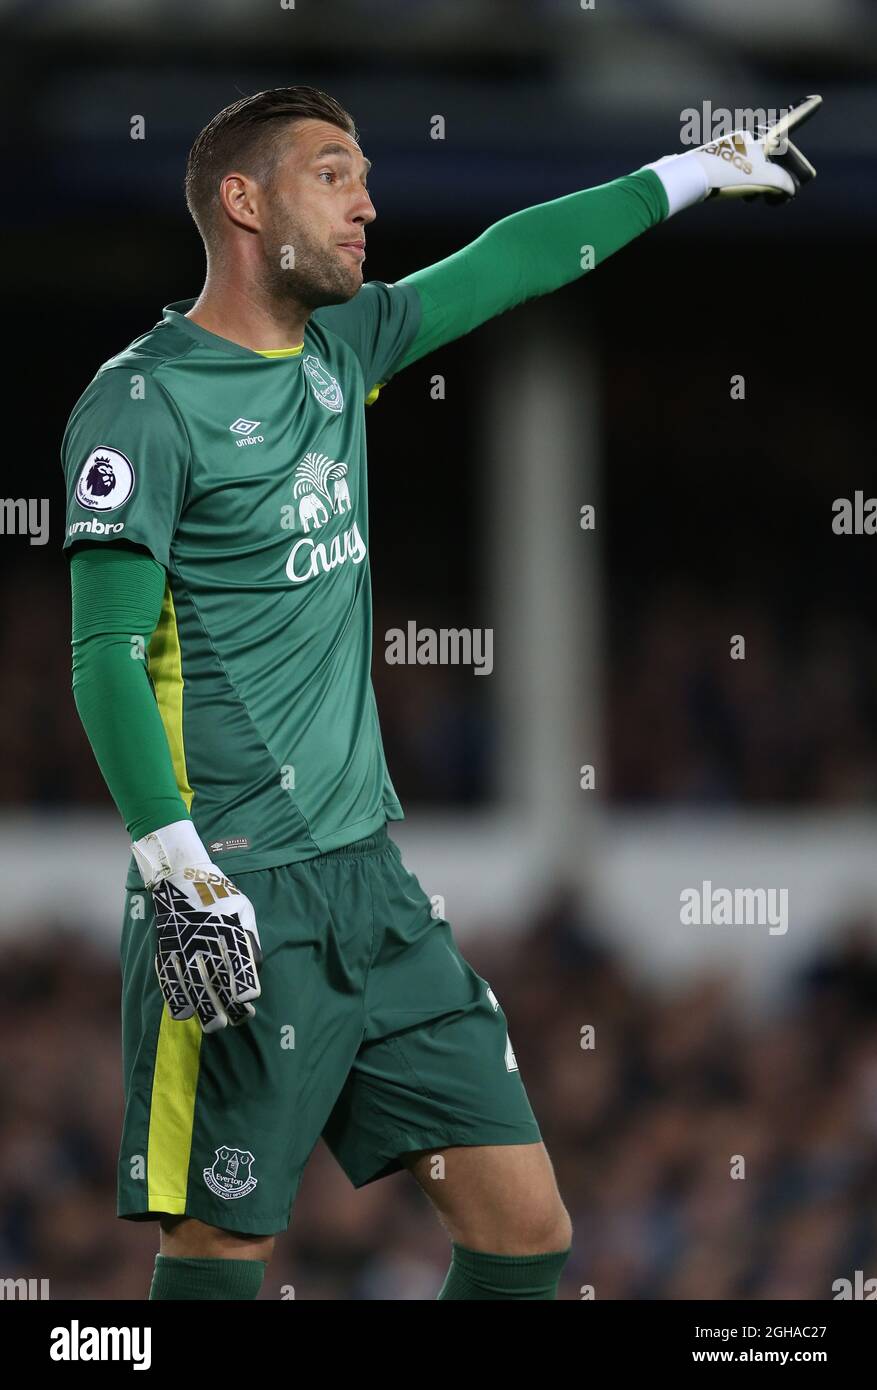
[395,169,667,372]
[392,95,821,374]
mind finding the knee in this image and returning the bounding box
[510,1197,572,1254]
[468,1200,572,1257]
[535,1203,573,1254]
[159,1215,275,1264]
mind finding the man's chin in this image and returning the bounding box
[338,266,364,298]
[308,271,362,308]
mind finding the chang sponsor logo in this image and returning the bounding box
[286,522,367,584]
[285,450,365,584]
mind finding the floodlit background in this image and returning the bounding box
[2,0,877,1300]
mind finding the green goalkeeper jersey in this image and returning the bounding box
[62,284,422,874]
[62,172,667,881]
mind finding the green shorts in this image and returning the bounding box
[117,823,541,1234]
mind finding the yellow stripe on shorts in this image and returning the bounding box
[147,1011,203,1210]
[146,580,201,1208]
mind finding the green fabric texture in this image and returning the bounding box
[437,1241,572,1300]
[69,543,189,840]
[397,169,667,371]
[149,1254,268,1300]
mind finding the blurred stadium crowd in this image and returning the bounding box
[607,586,877,804]
[1,887,875,1300]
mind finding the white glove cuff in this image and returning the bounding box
[132,819,209,889]
[642,151,710,218]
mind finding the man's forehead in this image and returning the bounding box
[289,119,370,170]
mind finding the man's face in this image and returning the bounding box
[257,118,375,311]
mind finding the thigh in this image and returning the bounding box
[401,1142,568,1253]
[321,839,542,1189]
[158,1214,275,1261]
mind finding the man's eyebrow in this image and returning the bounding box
[313,142,372,174]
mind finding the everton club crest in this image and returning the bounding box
[203,1146,258,1200]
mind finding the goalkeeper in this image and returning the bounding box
[61,87,820,1301]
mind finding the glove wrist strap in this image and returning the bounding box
[132,818,208,889]
[642,150,710,217]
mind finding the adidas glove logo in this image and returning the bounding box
[704,135,752,175]
[183,865,240,905]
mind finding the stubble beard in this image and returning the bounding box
[259,210,361,315]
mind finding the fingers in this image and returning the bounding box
[213,915,262,1004]
[154,951,195,1021]
[226,1000,257,1028]
[227,923,262,1002]
[763,95,822,156]
[193,950,229,1033]
[153,890,262,1032]
[154,942,228,1032]
[188,923,261,1032]
[714,179,795,202]
[771,138,816,190]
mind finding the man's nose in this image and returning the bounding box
[353,189,376,225]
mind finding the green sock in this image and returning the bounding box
[437,1241,572,1300]
[149,1255,267,1300]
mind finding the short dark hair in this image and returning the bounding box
[184,86,358,251]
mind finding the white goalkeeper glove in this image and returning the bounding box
[132,819,262,1034]
[643,95,822,216]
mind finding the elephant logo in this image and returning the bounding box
[332,477,351,514]
[297,492,330,532]
[292,452,351,531]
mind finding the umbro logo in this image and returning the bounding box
[229,418,265,447]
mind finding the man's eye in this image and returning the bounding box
[319,169,335,183]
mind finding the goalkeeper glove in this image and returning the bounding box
[643,95,822,216]
[132,819,262,1034]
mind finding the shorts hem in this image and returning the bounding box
[117,1203,291,1236]
[343,1123,543,1189]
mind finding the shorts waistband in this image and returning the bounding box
[313,822,390,861]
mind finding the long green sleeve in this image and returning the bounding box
[70,544,191,840]
[394,169,667,371]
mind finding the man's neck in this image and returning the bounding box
[186,279,308,352]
